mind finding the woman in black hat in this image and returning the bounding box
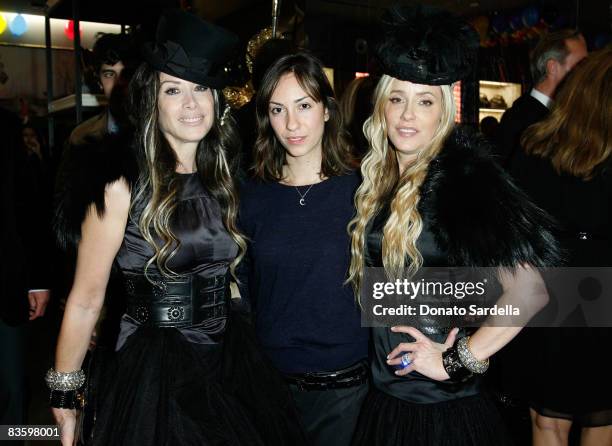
[347,5,561,445]
[49,10,302,446]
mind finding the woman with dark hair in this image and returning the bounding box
[49,10,301,446]
[511,46,612,446]
[347,5,561,445]
[238,52,369,446]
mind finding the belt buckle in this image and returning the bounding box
[134,305,150,323]
[167,306,185,322]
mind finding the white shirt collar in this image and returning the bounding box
[530,88,553,109]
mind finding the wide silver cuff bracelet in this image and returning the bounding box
[44,368,86,391]
[457,336,489,374]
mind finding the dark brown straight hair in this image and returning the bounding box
[253,51,356,180]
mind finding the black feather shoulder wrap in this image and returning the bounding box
[418,126,562,268]
[53,133,138,250]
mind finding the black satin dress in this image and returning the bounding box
[89,173,303,446]
[352,202,512,446]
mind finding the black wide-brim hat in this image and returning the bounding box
[376,4,479,85]
[142,10,239,89]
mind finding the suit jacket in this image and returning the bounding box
[68,111,109,146]
[1,108,51,325]
[494,93,549,168]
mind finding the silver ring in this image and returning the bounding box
[400,353,412,368]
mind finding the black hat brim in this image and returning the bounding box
[142,42,229,89]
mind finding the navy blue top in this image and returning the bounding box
[238,172,369,374]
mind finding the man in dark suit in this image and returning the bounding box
[0,107,51,430]
[495,29,587,168]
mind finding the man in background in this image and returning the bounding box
[495,29,587,167]
[69,33,135,144]
[1,107,51,441]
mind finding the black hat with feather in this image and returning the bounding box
[376,4,479,85]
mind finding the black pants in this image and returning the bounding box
[289,382,368,446]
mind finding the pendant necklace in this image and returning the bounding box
[286,164,317,206]
[295,184,315,206]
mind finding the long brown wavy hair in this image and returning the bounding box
[253,52,355,180]
[522,46,612,180]
[128,63,246,279]
[347,75,456,296]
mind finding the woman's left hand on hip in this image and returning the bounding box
[386,326,459,381]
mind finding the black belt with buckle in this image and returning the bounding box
[284,361,369,391]
[123,272,228,328]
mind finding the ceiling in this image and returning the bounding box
[1,0,46,15]
[308,0,535,21]
[2,0,538,20]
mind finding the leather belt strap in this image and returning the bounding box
[123,272,228,328]
[284,361,369,391]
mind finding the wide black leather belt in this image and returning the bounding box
[284,361,369,391]
[123,272,228,328]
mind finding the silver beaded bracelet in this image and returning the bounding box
[44,368,86,391]
[456,336,489,374]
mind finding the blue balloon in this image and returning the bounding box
[9,14,28,36]
[522,6,540,28]
[491,14,509,34]
[510,14,523,31]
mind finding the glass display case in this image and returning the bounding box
[478,80,521,123]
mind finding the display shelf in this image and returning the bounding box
[478,80,521,123]
[48,93,107,113]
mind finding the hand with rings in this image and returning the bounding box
[386,326,459,381]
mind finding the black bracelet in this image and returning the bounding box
[49,389,82,409]
[442,346,474,383]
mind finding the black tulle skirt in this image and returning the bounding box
[352,388,514,446]
[87,312,304,446]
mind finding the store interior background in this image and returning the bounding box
[0,1,610,445]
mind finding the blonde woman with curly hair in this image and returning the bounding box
[349,5,561,446]
[50,11,302,446]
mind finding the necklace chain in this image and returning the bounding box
[285,165,318,206]
[294,184,314,205]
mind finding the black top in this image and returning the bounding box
[510,150,612,265]
[365,202,481,404]
[115,173,238,348]
[495,93,549,168]
[238,172,369,374]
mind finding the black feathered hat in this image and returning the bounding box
[376,4,479,85]
[142,10,238,89]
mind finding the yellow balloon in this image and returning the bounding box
[0,15,8,35]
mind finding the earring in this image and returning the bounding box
[220,104,231,126]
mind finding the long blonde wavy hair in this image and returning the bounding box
[129,63,246,279]
[348,75,456,297]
